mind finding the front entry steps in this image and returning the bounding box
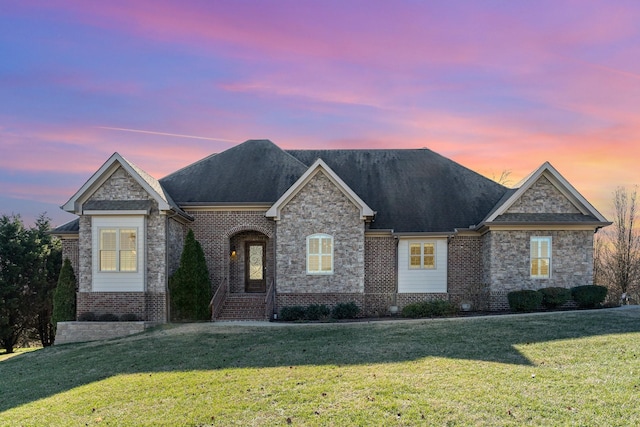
[216,294,267,320]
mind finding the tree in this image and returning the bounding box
[0,215,32,353]
[595,186,640,304]
[29,214,62,347]
[0,214,61,353]
[169,230,211,321]
[51,258,77,331]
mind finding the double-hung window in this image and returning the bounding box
[99,228,138,272]
[530,236,551,278]
[307,234,333,274]
[409,242,436,269]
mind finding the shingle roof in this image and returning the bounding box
[287,148,508,232]
[161,140,510,232]
[51,218,79,234]
[160,139,309,204]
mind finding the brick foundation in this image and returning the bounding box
[77,292,166,322]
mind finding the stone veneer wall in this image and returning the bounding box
[275,172,365,296]
[447,235,488,311]
[76,166,168,322]
[185,210,275,297]
[506,175,581,214]
[275,172,365,314]
[485,229,594,310]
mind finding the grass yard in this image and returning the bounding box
[1,307,639,426]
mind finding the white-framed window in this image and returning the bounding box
[530,236,551,278]
[307,233,333,274]
[409,242,436,269]
[99,228,138,272]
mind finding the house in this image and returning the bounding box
[52,139,610,322]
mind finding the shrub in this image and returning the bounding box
[305,304,330,321]
[97,313,120,322]
[119,313,140,322]
[507,290,543,312]
[52,258,77,329]
[77,312,96,322]
[279,306,306,321]
[401,300,456,318]
[571,285,608,308]
[169,229,211,321]
[331,302,360,319]
[538,287,571,309]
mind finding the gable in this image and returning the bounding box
[266,159,375,221]
[482,162,609,226]
[505,176,580,215]
[61,152,190,220]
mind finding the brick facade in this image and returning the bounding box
[447,235,488,310]
[60,238,79,283]
[185,210,275,296]
[363,235,396,316]
[275,171,365,294]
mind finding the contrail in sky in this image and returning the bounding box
[97,126,237,143]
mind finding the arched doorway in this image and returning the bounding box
[228,230,272,294]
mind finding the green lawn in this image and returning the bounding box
[1,308,639,426]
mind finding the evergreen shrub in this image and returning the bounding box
[51,258,77,328]
[279,306,306,321]
[305,304,330,321]
[401,300,456,318]
[169,230,212,321]
[331,302,360,319]
[571,285,608,308]
[538,287,571,309]
[78,312,96,321]
[507,290,543,312]
[97,313,119,322]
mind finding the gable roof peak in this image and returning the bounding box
[61,151,190,219]
[266,158,375,221]
[482,161,609,224]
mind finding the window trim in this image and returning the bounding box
[408,241,437,270]
[530,236,552,279]
[306,233,334,275]
[98,226,138,273]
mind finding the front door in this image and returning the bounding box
[245,242,266,293]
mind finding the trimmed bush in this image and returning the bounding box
[97,313,120,322]
[77,312,96,322]
[305,304,330,321]
[120,313,140,322]
[169,229,212,321]
[538,287,571,309]
[279,306,306,321]
[51,258,77,329]
[401,300,456,318]
[571,285,608,308]
[331,302,360,319]
[507,290,543,312]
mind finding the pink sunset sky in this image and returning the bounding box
[1,0,639,226]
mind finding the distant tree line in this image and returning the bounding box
[0,214,68,353]
[594,186,640,304]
